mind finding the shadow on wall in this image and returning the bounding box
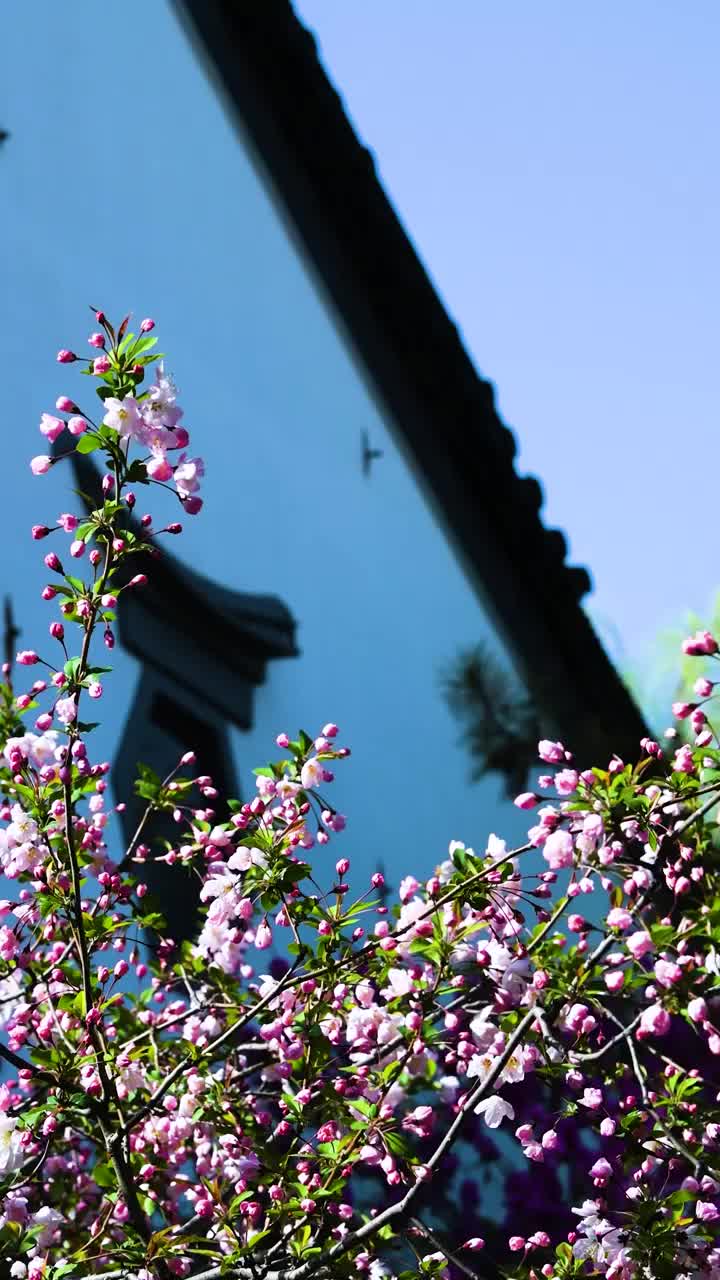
[441,642,539,799]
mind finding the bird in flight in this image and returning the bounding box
[361,429,383,478]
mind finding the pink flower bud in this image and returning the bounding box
[31,455,52,475]
[57,349,77,363]
[688,997,708,1023]
[56,396,77,412]
[68,416,88,436]
[682,630,718,656]
[16,651,39,666]
[140,317,155,332]
[70,540,86,558]
[93,355,111,375]
[88,332,105,348]
[514,792,537,809]
[32,525,50,540]
[254,919,272,950]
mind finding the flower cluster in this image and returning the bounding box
[0,312,717,1280]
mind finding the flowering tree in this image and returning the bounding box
[0,311,718,1280]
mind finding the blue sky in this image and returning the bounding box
[295,0,720,682]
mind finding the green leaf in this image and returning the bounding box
[92,1161,115,1188]
[75,434,102,455]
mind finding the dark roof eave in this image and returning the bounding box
[173,0,645,761]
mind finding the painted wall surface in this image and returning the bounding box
[0,1,530,891]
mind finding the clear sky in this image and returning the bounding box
[295,0,720,683]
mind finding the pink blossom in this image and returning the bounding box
[673,744,695,773]
[0,927,18,962]
[589,1157,613,1186]
[579,1088,603,1110]
[605,970,625,993]
[565,1003,590,1033]
[174,454,205,498]
[56,349,76,363]
[301,757,324,790]
[67,416,87,436]
[39,413,64,444]
[654,958,682,988]
[399,875,419,902]
[55,696,77,726]
[538,739,565,763]
[696,1200,720,1222]
[626,930,654,959]
[638,1003,671,1038]
[606,908,633,931]
[30,455,52,476]
[542,829,574,869]
[93,355,111,374]
[554,768,579,795]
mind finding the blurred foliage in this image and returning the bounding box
[441,642,539,797]
[622,589,720,736]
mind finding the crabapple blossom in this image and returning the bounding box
[0,309,718,1280]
